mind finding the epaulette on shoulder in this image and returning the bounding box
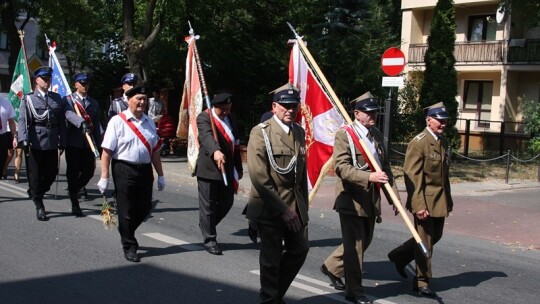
[257,122,269,128]
[414,133,426,141]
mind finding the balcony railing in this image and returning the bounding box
[409,39,540,65]
[409,41,504,64]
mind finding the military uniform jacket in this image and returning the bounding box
[195,111,243,184]
[64,93,102,149]
[246,118,309,226]
[404,128,453,217]
[333,126,399,217]
[18,90,67,150]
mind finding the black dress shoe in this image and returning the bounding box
[387,253,407,278]
[248,226,258,244]
[320,264,345,290]
[71,205,85,217]
[124,251,141,262]
[205,245,223,255]
[36,208,48,221]
[345,295,373,304]
[414,285,437,297]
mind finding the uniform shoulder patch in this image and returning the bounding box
[414,133,426,141]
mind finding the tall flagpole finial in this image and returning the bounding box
[286,22,301,39]
[188,21,194,36]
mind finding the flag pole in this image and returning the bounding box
[188,22,228,186]
[17,30,33,194]
[45,35,99,158]
[287,23,429,258]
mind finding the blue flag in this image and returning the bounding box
[48,42,72,97]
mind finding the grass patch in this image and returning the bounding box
[391,160,539,183]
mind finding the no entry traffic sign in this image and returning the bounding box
[381,47,406,76]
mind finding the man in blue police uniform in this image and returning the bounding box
[18,66,67,221]
[64,72,102,217]
[107,73,138,121]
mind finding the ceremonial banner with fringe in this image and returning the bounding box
[9,47,31,121]
[288,41,345,200]
[177,35,203,173]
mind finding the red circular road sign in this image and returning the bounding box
[381,47,406,76]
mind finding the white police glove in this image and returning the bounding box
[97,178,109,194]
[157,176,165,191]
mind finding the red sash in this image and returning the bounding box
[71,95,94,131]
[207,110,239,193]
[119,113,162,156]
[342,125,380,191]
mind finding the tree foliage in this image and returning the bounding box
[418,0,460,149]
[521,97,540,154]
[500,0,540,28]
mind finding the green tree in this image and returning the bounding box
[500,0,540,28]
[418,0,460,148]
[521,97,540,154]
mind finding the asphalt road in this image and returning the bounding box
[0,156,539,304]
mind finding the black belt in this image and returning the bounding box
[114,159,151,169]
[33,122,57,128]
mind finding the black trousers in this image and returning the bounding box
[65,146,96,196]
[257,222,309,303]
[197,177,234,246]
[0,133,10,178]
[27,148,58,203]
[112,159,153,253]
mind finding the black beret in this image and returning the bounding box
[211,93,233,105]
[125,86,147,98]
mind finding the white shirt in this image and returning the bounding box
[0,97,16,134]
[101,109,159,164]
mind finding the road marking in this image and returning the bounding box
[143,232,203,251]
[0,181,28,197]
[250,270,397,304]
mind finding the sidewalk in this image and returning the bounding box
[162,157,540,251]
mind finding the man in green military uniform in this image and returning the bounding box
[323,92,400,304]
[246,85,309,304]
[387,102,453,297]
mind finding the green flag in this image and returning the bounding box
[8,47,31,121]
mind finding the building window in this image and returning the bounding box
[463,80,493,128]
[468,15,497,41]
[0,32,9,50]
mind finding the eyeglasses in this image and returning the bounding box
[40,76,51,81]
[278,103,299,110]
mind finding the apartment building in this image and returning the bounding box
[401,0,540,152]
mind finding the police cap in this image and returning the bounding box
[125,86,147,98]
[73,72,91,83]
[34,66,53,78]
[121,73,138,84]
[352,91,379,112]
[424,102,450,119]
[211,93,233,105]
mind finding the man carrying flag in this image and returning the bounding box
[64,72,102,217]
[195,92,243,255]
[323,92,400,304]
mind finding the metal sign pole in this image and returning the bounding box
[383,87,392,157]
